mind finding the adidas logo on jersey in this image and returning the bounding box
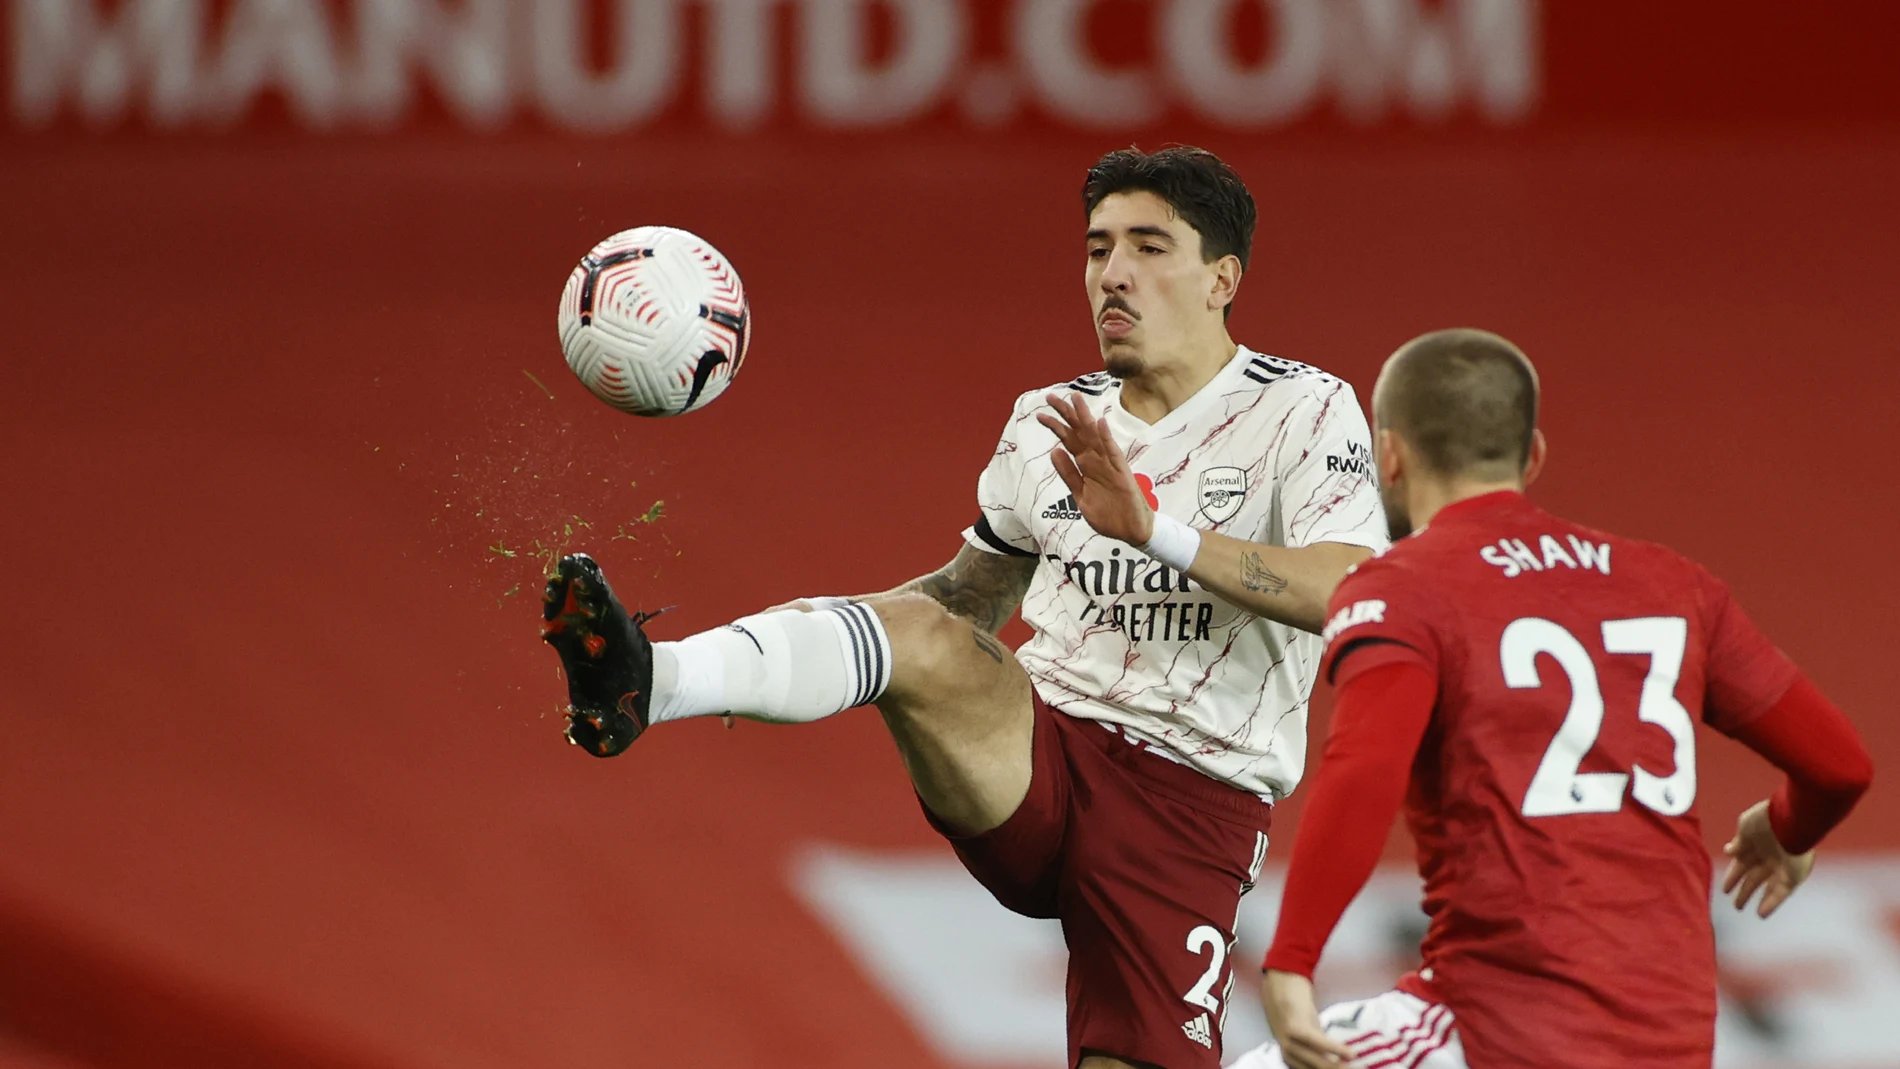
[1042,494,1083,520]
[1181,1013,1213,1049]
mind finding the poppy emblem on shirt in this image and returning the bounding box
[1133,473,1160,510]
[1197,467,1247,524]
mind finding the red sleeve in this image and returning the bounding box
[1262,661,1436,978]
[1698,569,1800,733]
[1318,558,1441,688]
[1724,675,1874,854]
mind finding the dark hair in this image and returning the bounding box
[1083,145,1258,274]
[1376,329,1539,478]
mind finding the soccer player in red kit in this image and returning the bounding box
[1230,329,1874,1069]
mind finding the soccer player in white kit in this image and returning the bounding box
[539,147,1387,1069]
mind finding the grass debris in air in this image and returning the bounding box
[610,500,666,542]
[521,369,556,401]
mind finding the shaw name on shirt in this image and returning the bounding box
[1479,532,1613,579]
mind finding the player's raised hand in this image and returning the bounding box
[1038,392,1153,545]
[1722,800,1816,918]
[1261,971,1356,1069]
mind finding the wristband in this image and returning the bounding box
[1137,514,1201,573]
[801,596,853,611]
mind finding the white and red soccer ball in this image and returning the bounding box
[557,226,751,417]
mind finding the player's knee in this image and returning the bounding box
[872,594,983,697]
[873,593,1026,711]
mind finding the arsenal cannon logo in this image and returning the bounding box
[1197,467,1247,525]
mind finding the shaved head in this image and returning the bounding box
[1373,329,1539,481]
[1371,329,1540,539]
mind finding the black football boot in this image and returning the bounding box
[539,553,656,757]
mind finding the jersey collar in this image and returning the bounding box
[1104,344,1259,444]
[1430,489,1532,526]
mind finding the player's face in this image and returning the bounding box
[1085,192,1228,377]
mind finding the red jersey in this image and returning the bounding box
[1315,491,1798,1067]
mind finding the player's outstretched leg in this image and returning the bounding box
[538,554,1036,835]
[861,593,1035,835]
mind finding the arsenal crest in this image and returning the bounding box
[1198,467,1247,524]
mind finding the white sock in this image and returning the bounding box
[647,602,893,724]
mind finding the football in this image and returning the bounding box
[556,226,751,417]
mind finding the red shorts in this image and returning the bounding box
[923,696,1274,1069]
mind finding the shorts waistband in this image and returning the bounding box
[1075,718,1273,820]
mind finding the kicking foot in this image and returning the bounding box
[540,553,655,757]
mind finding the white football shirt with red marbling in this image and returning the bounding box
[962,346,1386,799]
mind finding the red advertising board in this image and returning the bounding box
[8,0,1900,135]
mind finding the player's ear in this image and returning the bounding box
[1207,255,1241,313]
[1521,429,1548,488]
[1377,428,1405,488]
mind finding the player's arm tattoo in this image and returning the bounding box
[905,544,1037,634]
[1240,551,1290,596]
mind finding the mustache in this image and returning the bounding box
[1099,297,1141,321]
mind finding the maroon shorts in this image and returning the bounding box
[923,696,1274,1069]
